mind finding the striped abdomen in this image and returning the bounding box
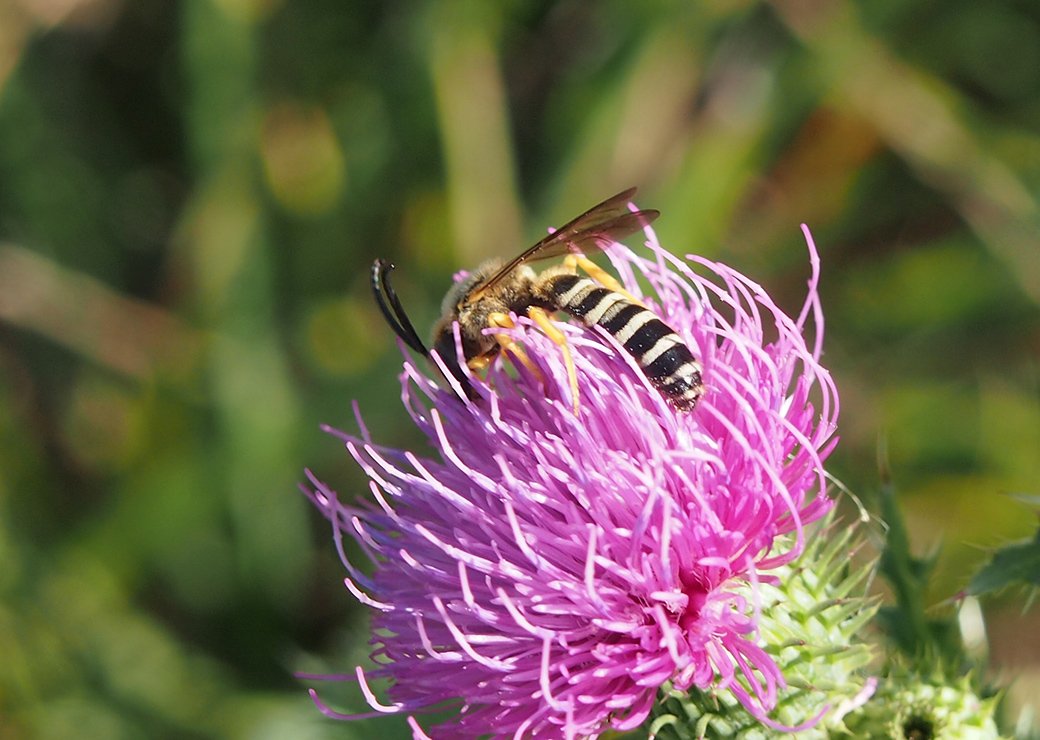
[545,273,703,411]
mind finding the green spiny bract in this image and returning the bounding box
[841,667,1003,739]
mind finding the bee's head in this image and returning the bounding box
[372,258,494,402]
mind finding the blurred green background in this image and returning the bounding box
[1,0,1038,737]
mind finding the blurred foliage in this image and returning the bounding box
[0,0,1037,737]
[968,526,1040,601]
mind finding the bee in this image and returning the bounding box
[371,187,703,412]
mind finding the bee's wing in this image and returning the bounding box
[464,187,659,306]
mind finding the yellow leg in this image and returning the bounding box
[563,254,644,305]
[527,306,580,414]
[487,312,543,381]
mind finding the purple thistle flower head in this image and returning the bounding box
[303,208,838,737]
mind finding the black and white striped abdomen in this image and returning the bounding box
[546,274,703,411]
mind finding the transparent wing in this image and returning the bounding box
[464,187,659,305]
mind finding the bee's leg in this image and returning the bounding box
[526,306,580,414]
[563,253,643,305]
[486,312,543,381]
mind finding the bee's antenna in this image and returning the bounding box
[371,259,429,355]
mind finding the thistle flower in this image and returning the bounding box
[303,215,840,737]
